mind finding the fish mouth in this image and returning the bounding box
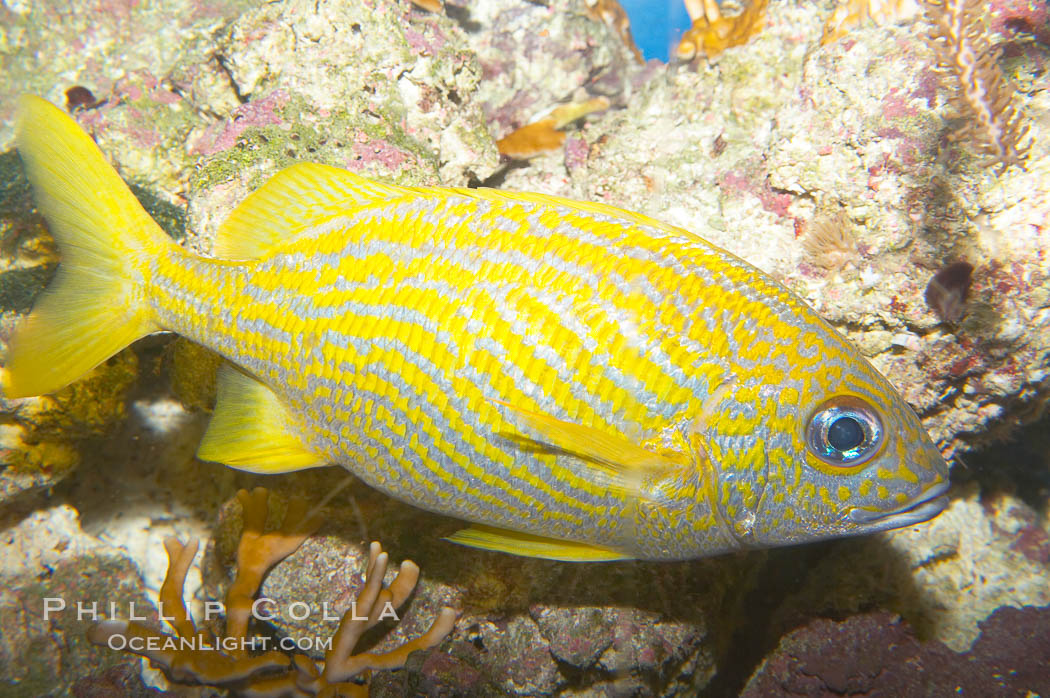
[847,480,950,531]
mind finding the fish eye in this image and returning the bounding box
[806,396,883,467]
[828,415,863,451]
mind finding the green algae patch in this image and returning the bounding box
[17,350,139,441]
[0,150,32,222]
[191,96,443,196]
[128,182,187,243]
[168,337,223,412]
[1,436,79,482]
[0,265,54,315]
[0,149,54,267]
[1,349,140,505]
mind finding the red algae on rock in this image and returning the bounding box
[190,92,290,157]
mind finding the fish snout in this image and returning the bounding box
[847,478,950,531]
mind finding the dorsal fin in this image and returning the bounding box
[211,163,411,259]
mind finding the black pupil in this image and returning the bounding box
[828,416,864,452]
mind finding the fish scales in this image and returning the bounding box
[149,196,785,536]
[4,96,950,561]
[156,194,839,546]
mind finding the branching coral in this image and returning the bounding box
[923,0,1031,170]
[88,488,457,697]
[821,0,921,45]
[677,0,769,61]
[584,0,645,64]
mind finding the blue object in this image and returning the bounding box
[619,0,694,62]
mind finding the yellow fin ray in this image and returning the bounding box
[445,524,631,561]
[211,162,412,259]
[197,365,326,473]
[2,95,171,399]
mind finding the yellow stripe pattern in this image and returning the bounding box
[145,187,946,559]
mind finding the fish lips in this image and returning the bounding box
[847,480,950,531]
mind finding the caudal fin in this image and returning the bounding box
[1,95,173,398]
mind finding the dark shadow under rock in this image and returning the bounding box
[740,605,1050,697]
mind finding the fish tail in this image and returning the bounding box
[2,95,174,399]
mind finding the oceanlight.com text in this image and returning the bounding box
[104,632,333,653]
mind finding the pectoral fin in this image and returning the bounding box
[445,525,631,561]
[492,399,687,482]
[198,365,326,473]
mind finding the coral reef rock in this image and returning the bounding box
[501,0,1050,454]
[766,483,1050,652]
[452,0,642,141]
[2,0,1050,694]
[740,606,1050,697]
[180,0,500,252]
[0,506,156,697]
[207,473,753,696]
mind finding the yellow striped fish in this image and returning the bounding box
[3,96,949,561]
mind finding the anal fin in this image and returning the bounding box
[197,365,326,474]
[445,524,631,561]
